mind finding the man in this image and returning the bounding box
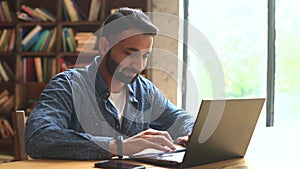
[25,7,194,160]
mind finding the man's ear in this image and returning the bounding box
[98,37,110,55]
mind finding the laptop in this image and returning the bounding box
[131,98,265,168]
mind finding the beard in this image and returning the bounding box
[105,50,139,84]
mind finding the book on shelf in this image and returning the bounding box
[34,7,56,22]
[0,95,8,108]
[60,58,68,72]
[0,89,8,99]
[22,31,42,52]
[63,27,75,52]
[67,28,76,50]
[46,27,57,52]
[0,61,9,82]
[42,58,48,81]
[0,118,14,140]
[1,1,13,22]
[24,57,36,82]
[22,57,55,82]
[34,57,43,82]
[21,25,43,51]
[2,118,14,139]
[21,4,47,22]
[32,29,50,52]
[72,1,87,21]
[8,28,16,52]
[21,25,42,45]
[39,29,52,52]
[50,58,56,78]
[42,57,56,81]
[88,0,101,21]
[0,94,14,113]
[0,60,15,82]
[61,0,70,21]
[61,29,67,52]
[75,32,97,51]
[0,119,7,139]
[0,3,6,22]
[0,29,15,52]
[62,0,79,21]
[0,29,9,52]
[1,61,15,81]
[0,90,9,106]
[17,11,37,22]
[3,94,13,111]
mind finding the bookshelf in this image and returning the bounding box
[0,0,152,160]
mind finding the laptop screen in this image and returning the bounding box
[132,98,265,168]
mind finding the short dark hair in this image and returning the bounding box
[101,7,159,40]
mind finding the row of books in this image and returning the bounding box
[21,25,57,52]
[62,27,76,52]
[21,25,97,52]
[0,60,15,82]
[1,0,102,23]
[0,1,14,22]
[20,57,76,82]
[0,89,14,140]
[0,117,14,140]
[21,57,56,82]
[62,0,101,22]
[75,32,97,51]
[17,4,56,22]
[0,29,16,52]
[62,27,97,52]
[0,89,14,116]
[2,56,73,83]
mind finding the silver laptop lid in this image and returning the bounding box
[181,98,265,168]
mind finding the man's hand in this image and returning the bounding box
[176,134,191,147]
[110,129,176,156]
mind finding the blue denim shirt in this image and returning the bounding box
[25,56,195,160]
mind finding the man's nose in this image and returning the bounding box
[132,54,145,71]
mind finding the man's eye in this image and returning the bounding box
[124,51,132,56]
[125,51,140,58]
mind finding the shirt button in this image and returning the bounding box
[116,124,120,130]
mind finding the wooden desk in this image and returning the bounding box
[0,158,250,169]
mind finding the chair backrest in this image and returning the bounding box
[12,110,28,160]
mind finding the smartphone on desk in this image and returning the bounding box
[94,160,145,169]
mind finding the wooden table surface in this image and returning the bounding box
[0,158,249,169]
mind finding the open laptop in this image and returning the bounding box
[131,98,265,168]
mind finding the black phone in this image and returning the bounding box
[94,160,145,169]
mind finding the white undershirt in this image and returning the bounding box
[109,87,126,122]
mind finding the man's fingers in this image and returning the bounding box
[135,134,176,150]
[146,134,176,150]
[157,131,173,143]
[138,129,174,143]
[141,138,173,152]
[176,136,189,147]
[128,129,177,152]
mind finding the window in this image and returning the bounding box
[186,0,267,117]
[185,0,300,163]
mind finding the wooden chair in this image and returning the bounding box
[12,110,28,161]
